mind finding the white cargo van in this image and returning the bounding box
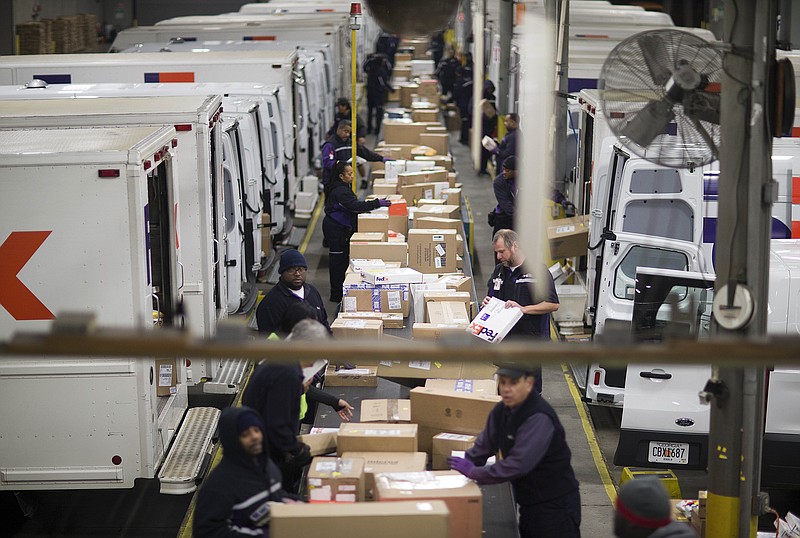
[616,256,800,488]
[0,126,217,492]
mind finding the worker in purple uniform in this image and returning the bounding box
[483,228,559,393]
[449,362,581,538]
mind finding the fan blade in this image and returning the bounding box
[622,99,675,148]
[684,91,721,125]
[638,33,673,87]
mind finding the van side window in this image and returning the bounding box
[613,247,688,300]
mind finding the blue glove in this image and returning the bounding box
[448,456,475,478]
[378,198,392,207]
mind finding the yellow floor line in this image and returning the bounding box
[561,363,618,504]
[299,193,324,254]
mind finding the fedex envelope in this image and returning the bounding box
[466,297,523,343]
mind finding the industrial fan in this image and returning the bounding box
[599,29,724,168]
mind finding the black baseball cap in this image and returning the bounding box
[495,362,535,379]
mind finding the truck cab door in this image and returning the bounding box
[221,127,246,314]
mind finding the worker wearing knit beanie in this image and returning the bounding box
[614,478,696,538]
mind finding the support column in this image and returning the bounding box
[496,0,514,113]
[1,2,15,55]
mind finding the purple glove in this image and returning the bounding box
[448,456,475,478]
[378,198,392,207]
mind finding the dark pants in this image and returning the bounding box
[366,93,385,135]
[518,489,581,538]
[459,108,471,143]
[323,215,351,302]
[480,146,493,173]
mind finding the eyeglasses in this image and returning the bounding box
[284,266,307,274]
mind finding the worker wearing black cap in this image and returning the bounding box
[614,478,695,538]
[327,97,366,146]
[449,363,580,538]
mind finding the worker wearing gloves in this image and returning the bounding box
[322,161,390,303]
[449,363,580,538]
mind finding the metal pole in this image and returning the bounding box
[350,4,361,193]
[471,0,486,171]
[711,0,774,534]
[553,0,569,194]
[497,0,514,113]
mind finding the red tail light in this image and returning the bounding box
[593,370,601,385]
[97,169,120,178]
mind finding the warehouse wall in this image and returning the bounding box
[13,0,103,24]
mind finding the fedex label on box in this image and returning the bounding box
[466,297,523,343]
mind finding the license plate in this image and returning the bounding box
[648,441,689,465]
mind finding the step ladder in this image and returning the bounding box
[203,358,250,394]
[158,406,220,495]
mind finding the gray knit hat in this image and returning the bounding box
[615,478,672,529]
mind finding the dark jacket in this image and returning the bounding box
[489,391,579,505]
[320,133,385,186]
[193,407,289,538]
[493,172,516,216]
[436,56,460,94]
[487,263,558,339]
[324,181,381,231]
[454,62,474,112]
[255,280,330,336]
[495,128,520,169]
[241,364,303,463]
[364,53,394,100]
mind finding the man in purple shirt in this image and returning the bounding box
[449,363,581,538]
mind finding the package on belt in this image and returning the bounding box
[349,241,408,266]
[337,423,419,455]
[408,228,458,273]
[342,452,428,500]
[431,433,478,470]
[307,456,366,503]
[325,364,379,387]
[362,267,424,285]
[299,427,340,457]
[343,283,411,316]
[422,290,471,320]
[436,274,472,293]
[360,399,411,423]
[350,258,387,272]
[412,322,472,341]
[466,297,524,343]
[337,311,404,329]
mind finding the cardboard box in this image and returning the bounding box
[441,188,461,206]
[360,399,411,423]
[445,107,461,131]
[547,214,590,259]
[375,471,483,538]
[330,318,384,339]
[415,198,445,207]
[270,500,450,538]
[337,423,419,455]
[343,283,411,316]
[415,216,462,231]
[349,258,387,272]
[299,428,339,457]
[325,365,379,387]
[342,452,428,499]
[397,169,450,188]
[350,242,408,266]
[436,274,472,294]
[411,109,440,123]
[427,301,470,325]
[423,291,472,320]
[375,144,419,160]
[383,119,427,143]
[431,433,478,470]
[155,358,177,396]
[459,362,502,380]
[373,181,398,196]
[408,229,458,273]
[307,457,365,503]
[395,53,413,63]
[425,379,497,395]
[398,85,420,108]
[337,311,404,329]
[467,297,524,343]
[387,214,410,236]
[260,212,272,263]
[362,267,423,285]
[419,133,449,156]
[410,387,501,453]
[415,204,461,220]
[412,323,473,342]
[358,213,391,234]
[410,282,447,320]
[415,154,454,170]
[351,232,386,243]
[377,360,463,380]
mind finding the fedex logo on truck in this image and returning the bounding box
[468,321,499,342]
[0,231,54,321]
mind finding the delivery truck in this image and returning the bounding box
[0,126,217,493]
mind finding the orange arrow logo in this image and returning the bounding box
[0,231,55,321]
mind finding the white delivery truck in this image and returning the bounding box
[0,50,307,231]
[0,126,217,493]
[120,40,332,164]
[110,15,351,95]
[0,96,227,350]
